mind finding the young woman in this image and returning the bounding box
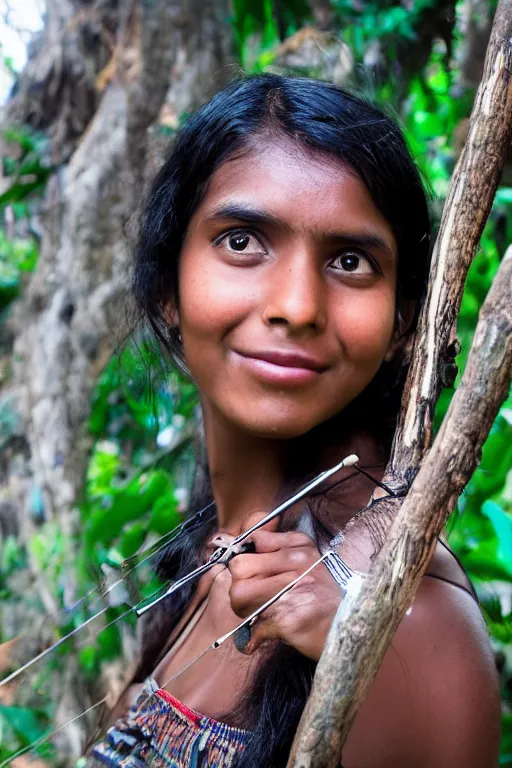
[89,74,500,767]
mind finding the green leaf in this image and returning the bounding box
[482,501,512,568]
[449,503,512,582]
[148,489,180,535]
[463,542,512,582]
[470,417,512,499]
[495,187,512,205]
[0,705,48,746]
[84,469,172,549]
[86,441,121,498]
[118,521,147,558]
[78,645,99,678]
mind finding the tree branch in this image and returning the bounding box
[288,0,512,763]
[391,0,512,484]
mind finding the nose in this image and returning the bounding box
[262,250,327,334]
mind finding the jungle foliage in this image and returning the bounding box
[0,0,511,763]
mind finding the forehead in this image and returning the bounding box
[193,140,396,249]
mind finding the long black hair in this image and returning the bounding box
[128,73,431,767]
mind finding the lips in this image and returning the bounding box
[237,350,328,371]
[233,349,329,386]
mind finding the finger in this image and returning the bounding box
[236,612,280,656]
[237,580,333,658]
[229,546,316,580]
[235,594,303,655]
[248,529,315,554]
[229,572,297,617]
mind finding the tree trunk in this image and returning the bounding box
[1,0,232,759]
[5,0,231,529]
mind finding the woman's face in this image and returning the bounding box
[177,140,398,439]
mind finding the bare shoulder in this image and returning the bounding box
[343,556,500,768]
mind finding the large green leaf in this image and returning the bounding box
[482,501,512,571]
[454,501,512,583]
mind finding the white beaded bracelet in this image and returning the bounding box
[324,549,365,596]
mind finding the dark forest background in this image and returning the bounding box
[0,0,511,764]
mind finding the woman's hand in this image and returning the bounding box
[227,529,342,660]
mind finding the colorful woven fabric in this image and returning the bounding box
[88,677,249,767]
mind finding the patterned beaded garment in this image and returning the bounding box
[88,677,249,767]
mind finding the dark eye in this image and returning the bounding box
[229,233,251,251]
[217,229,266,258]
[330,249,374,275]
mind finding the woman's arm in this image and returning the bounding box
[342,577,500,768]
[229,531,500,767]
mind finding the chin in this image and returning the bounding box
[232,409,328,441]
[247,424,312,440]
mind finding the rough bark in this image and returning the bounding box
[391,0,512,483]
[6,0,114,165]
[289,0,512,763]
[1,0,232,759]
[458,0,494,88]
[5,0,232,537]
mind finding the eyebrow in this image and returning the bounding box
[206,203,284,230]
[205,202,395,259]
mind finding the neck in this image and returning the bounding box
[201,403,387,537]
[202,404,287,535]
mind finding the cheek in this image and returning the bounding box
[178,253,263,388]
[332,290,395,364]
[178,256,242,343]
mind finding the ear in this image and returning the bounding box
[384,299,417,362]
